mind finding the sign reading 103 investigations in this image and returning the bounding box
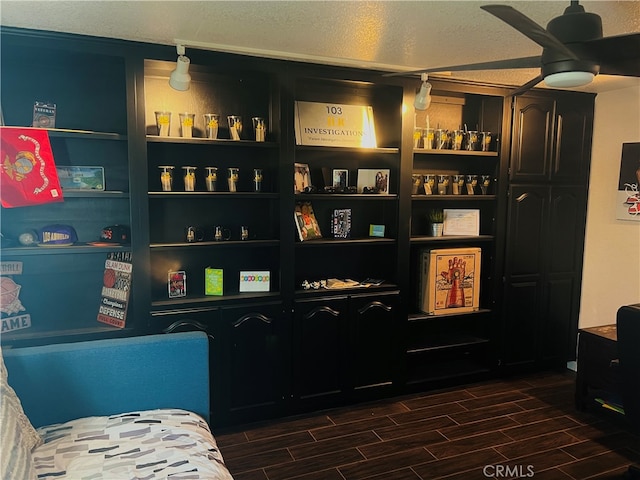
[294,101,377,148]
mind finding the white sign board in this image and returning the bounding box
[294,101,377,148]
[239,271,270,292]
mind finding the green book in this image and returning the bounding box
[205,268,223,296]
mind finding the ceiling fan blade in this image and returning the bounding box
[480,5,580,60]
[581,33,640,77]
[509,74,545,96]
[383,56,540,77]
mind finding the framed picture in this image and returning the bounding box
[443,209,480,236]
[168,270,187,298]
[56,166,105,191]
[294,163,311,193]
[357,168,390,194]
[332,169,349,188]
[616,142,640,221]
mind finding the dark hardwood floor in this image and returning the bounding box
[215,371,640,480]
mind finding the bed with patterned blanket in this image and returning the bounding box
[1,332,234,479]
[33,409,232,479]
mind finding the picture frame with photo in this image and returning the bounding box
[294,163,311,193]
[332,169,349,188]
[357,168,390,194]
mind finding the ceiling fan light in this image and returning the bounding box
[544,71,594,88]
[169,54,191,91]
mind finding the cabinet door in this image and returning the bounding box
[293,297,348,409]
[542,186,587,362]
[349,292,400,393]
[551,98,593,183]
[501,185,586,367]
[150,311,219,423]
[218,302,288,425]
[501,185,547,367]
[510,96,555,182]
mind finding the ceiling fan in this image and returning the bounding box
[386,1,640,96]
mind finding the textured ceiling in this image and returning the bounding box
[1,0,639,93]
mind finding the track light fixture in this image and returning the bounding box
[414,73,432,111]
[169,44,191,91]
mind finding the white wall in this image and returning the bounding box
[579,85,640,328]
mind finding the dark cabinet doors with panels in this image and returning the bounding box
[0,31,133,346]
[293,290,400,411]
[143,59,281,308]
[153,301,289,427]
[405,89,505,388]
[501,92,593,369]
[509,94,592,184]
[502,184,588,368]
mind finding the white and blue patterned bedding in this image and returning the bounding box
[33,409,234,479]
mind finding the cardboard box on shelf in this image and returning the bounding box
[419,247,481,315]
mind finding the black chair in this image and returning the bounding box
[617,304,640,479]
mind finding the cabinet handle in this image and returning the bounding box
[233,313,273,328]
[358,301,392,315]
[163,320,214,340]
[304,306,341,320]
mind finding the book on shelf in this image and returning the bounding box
[294,201,322,241]
[331,208,351,239]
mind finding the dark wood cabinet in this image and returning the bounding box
[151,301,288,427]
[1,27,596,426]
[292,291,400,410]
[510,94,593,184]
[575,325,619,411]
[217,302,288,426]
[349,291,400,394]
[293,296,349,409]
[501,92,593,369]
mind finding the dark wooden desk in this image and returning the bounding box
[575,325,620,411]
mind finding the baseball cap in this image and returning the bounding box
[99,224,130,244]
[39,224,78,246]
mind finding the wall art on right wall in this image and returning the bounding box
[616,142,640,221]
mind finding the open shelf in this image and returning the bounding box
[147,136,278,147]
[1,244,131,256]
[410,235,494,244]
[151,291,281,309]
[296,238,395,247]
[0,126,127,141]
[412,195,496,201]
[413,149,497,157]
[150,239,279,249]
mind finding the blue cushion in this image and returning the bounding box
[3,332,210,428]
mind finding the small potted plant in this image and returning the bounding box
[428,209,444,236]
